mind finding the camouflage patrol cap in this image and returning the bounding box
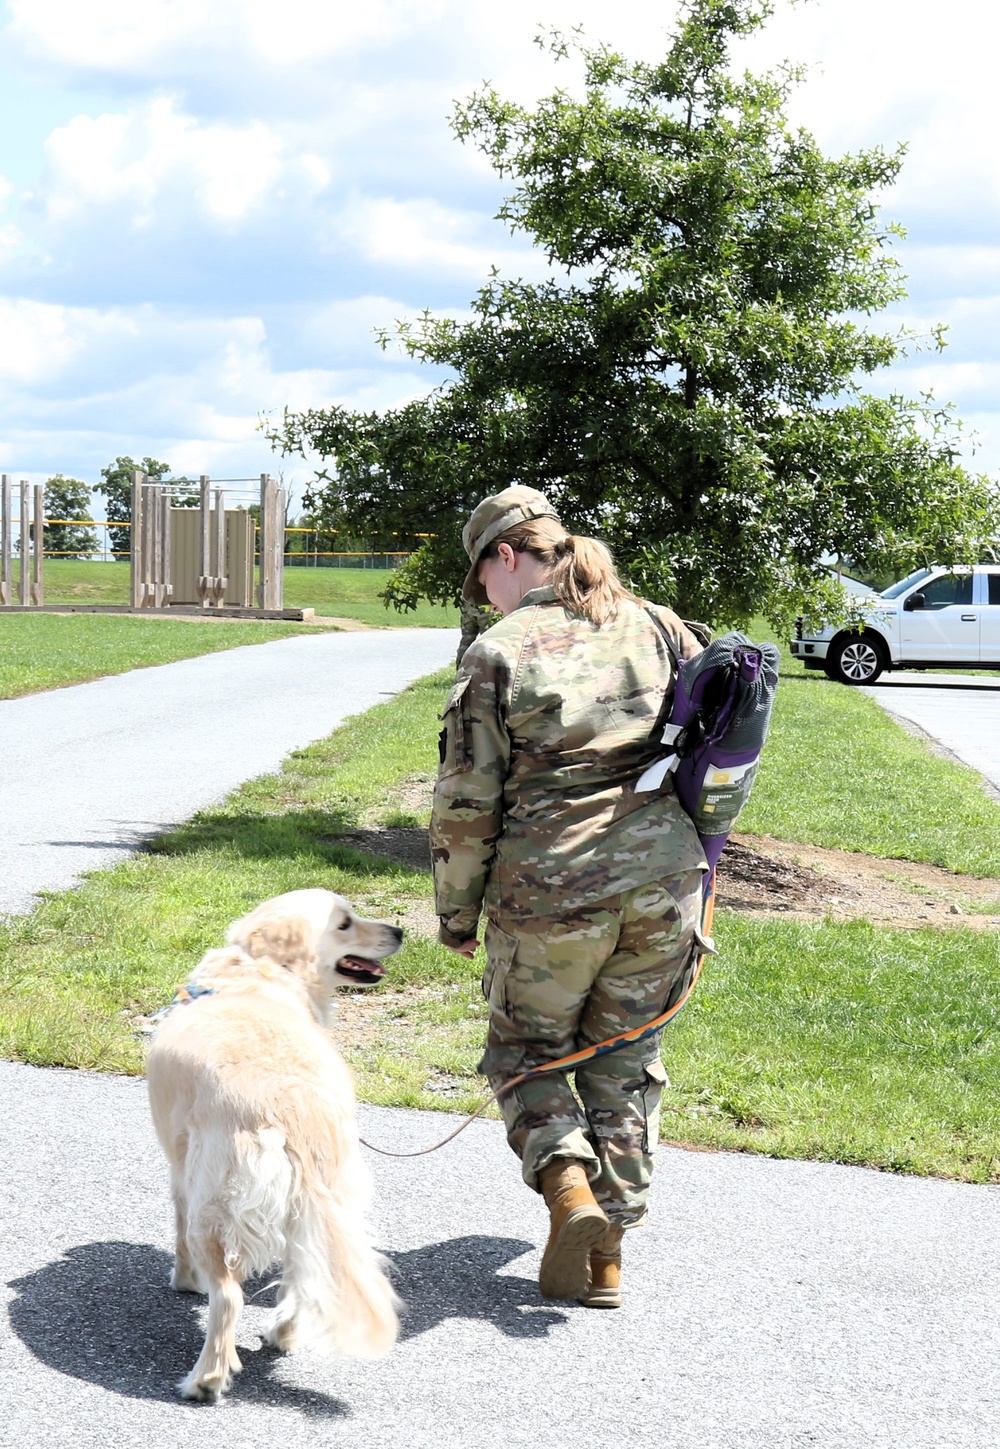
[461,485,560,605]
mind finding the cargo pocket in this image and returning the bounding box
[482,923,518,1018]
[641,1057,669,1153]
[438,675,473,777]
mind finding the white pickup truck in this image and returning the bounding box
[789,565,1000,684]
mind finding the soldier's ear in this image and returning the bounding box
[496,542,517,571]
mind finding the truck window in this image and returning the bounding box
[917,573,973,607]
[882,567,932,600]
[989,574,1000,606]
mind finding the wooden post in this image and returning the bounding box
[31,483,44,605]
[18,480,29,605]
[157,486,172,606]
[213,488,227,606]
[256,473,268,608]
[152,485,164,606]
[142,481,156,608]
[258,474,285,610]
[273,483,286,609]
[198,474,211,608]
[130,471,144,608]
[0,474,10,606]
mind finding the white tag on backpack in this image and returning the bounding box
[636,753,679,793]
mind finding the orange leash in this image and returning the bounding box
[358,872,716,1159]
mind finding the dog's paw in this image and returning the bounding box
[264,1316,302,1353]
[170,1269,205,1292]
[178,1369,230,1402]
[171,1265,207,1294]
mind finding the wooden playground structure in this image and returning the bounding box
[0,478,44,606]
[0,471,295,617]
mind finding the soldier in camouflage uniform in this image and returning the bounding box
[430,486,708,1307]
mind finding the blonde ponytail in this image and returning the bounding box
[481,516,638,625]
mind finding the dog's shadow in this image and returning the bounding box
[7,1236,564,1410]
[6,1241,348,1415]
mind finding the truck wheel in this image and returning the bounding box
[824,633,886,685]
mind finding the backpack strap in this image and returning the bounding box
[643,604,681,669]
[643,604,712,662]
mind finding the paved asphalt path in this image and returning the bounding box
[865,672,1000,794]
[1,1059,997,1449]
[0,628,458,916]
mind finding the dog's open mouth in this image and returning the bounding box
[334,955,388,986]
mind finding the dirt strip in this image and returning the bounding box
[336,813,1000,937]
[331,809,1000,1057]
[722,833,1000,930]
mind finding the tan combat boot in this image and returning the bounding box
[579,1223,625,1308]
[538,1159,609,1299]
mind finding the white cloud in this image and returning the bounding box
[2,0,1000,482]
[738,0,1000,228]
[6,0,451,71]
[337,195,544,279]
[0,295,438,488]
[40,97,285,224]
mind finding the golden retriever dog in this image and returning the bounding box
[146,889,403,1402]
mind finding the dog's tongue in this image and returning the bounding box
[336,956,387,983]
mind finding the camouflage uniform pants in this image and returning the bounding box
[480,869,704,1228]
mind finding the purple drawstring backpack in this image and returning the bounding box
[637,620,780,889]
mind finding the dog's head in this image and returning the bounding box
[227,888,403,992]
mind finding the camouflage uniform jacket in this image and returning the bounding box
[431,586,708,945]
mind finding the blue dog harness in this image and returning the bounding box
[150,979,215,1024]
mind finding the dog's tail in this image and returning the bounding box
[282,1112,400,1359]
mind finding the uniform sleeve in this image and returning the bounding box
[429,644,512,945]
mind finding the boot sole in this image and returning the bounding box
[538,1207,609,1300]
[578,1287,621,1309]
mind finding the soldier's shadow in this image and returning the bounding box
[386,1235,567,1340]
[7,1236,564,1409]
[240,1235,565,1341]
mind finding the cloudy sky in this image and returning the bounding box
[0,0,996,515]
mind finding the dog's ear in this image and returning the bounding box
[190,946,253,984]
[237,914,316,970]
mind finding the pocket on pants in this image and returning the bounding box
[641,1057,669,1153]
[482,924,519,1018]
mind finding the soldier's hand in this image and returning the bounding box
[447,938,479,959]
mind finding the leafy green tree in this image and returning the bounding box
[95,456,183,559]
[42,475,98,558]
[271,0,999,627]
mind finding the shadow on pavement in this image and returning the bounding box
[869,677,1000,691]
[385,1235,569,1339]
[8,1236,566,1409]
[7,1242,348,1416]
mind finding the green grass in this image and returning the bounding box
[20,558,459,628]
[0,613,326,699]
[739,633,1000,876]
[283,566,459,627]
[0,671,453,1076]
[30,558,132,603]
[5,645,1000,1180]
[662,915,1000,1181]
